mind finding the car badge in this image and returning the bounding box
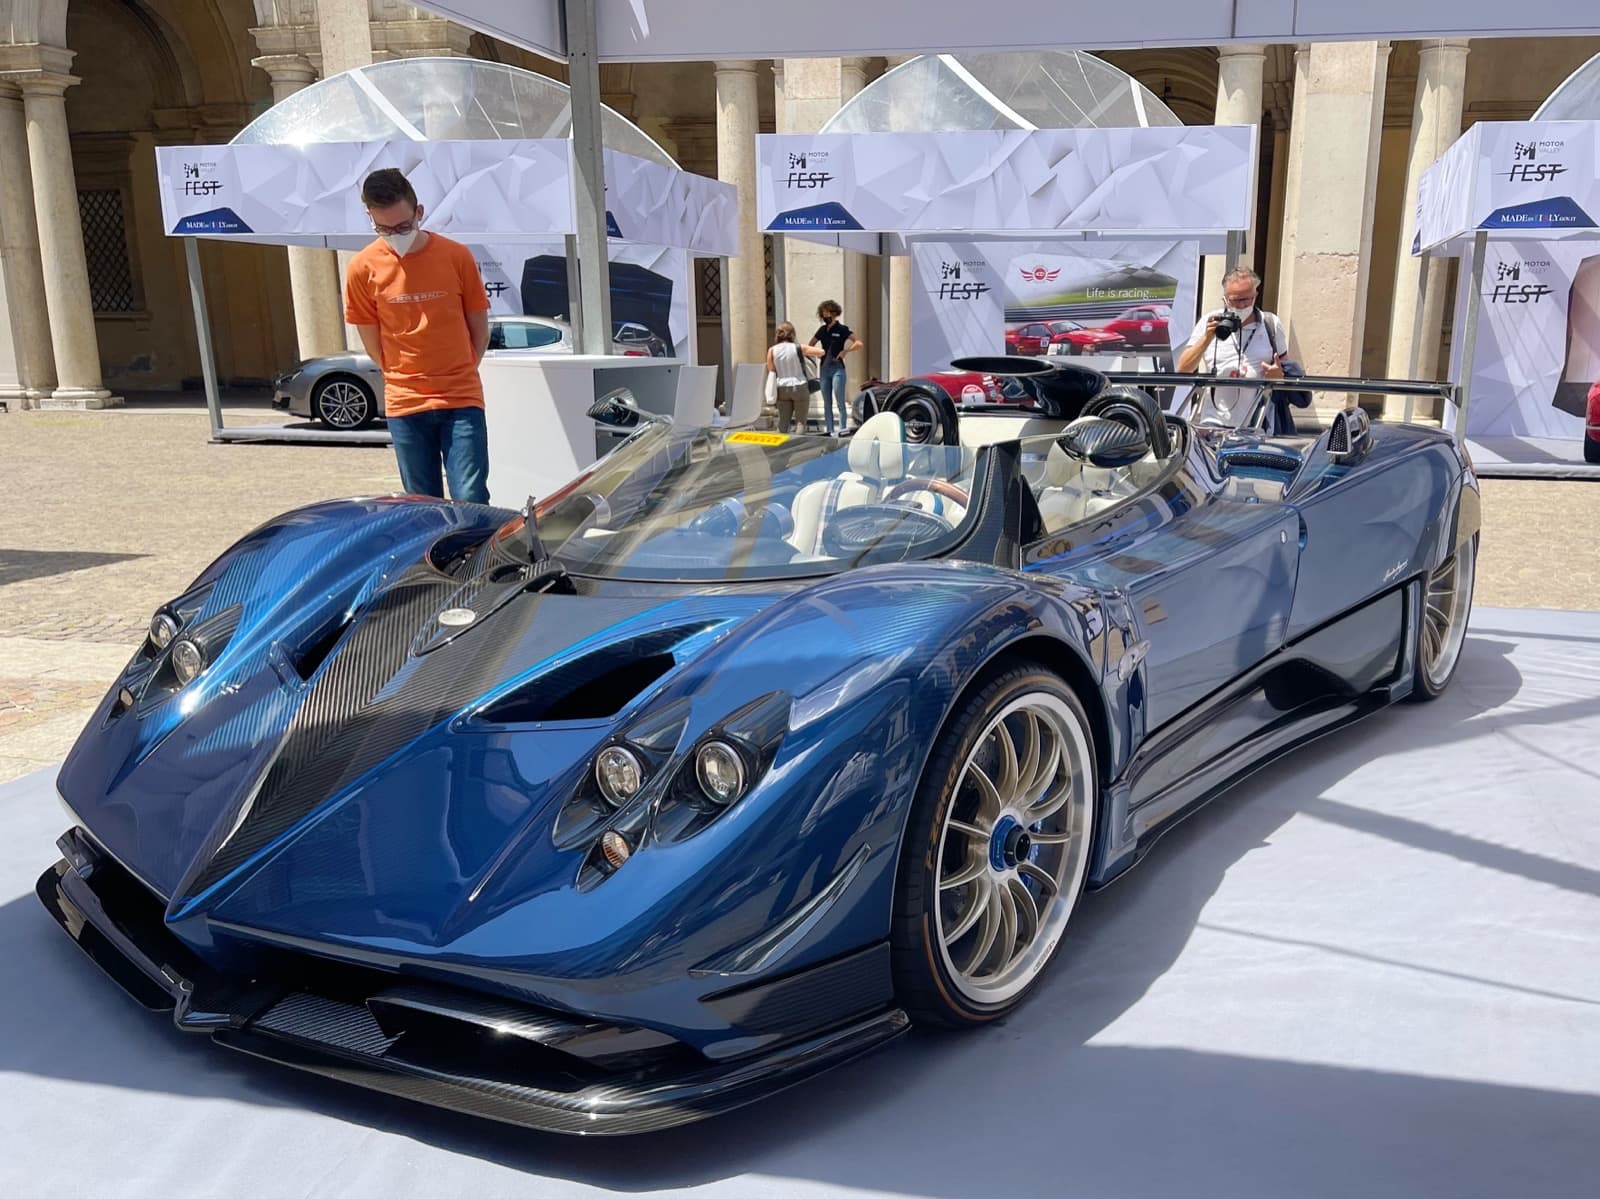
[438,608,477,627]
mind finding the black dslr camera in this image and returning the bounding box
[1214,310,1243,341]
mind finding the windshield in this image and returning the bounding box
[500,427,982,582]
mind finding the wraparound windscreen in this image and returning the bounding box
[755,127,1256,236]
[155,139,738,256]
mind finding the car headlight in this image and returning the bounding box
[594,745,645,806]
[695,740,747,805]
[148,612,177,650]
[170,639,205,686]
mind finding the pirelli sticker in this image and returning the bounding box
[726,431,790,445]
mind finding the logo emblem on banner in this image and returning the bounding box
[784,150,832,190]
[1505,140,1568,184]
[938,260,990,301]
[182,161,222,197]
[1488,261,1553,304]
[1019,266,1061,282]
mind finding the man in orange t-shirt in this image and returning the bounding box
[345,168,492,502]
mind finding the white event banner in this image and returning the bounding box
[1414,120,1600,253]
[757,127,1256,237]
[157,140,573,244]
[156,140,738,256]
[910,240,1199,375]
[1446,241,1597,438]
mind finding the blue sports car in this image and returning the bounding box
[38,358,1479,1134]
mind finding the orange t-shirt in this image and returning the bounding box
[343,232,491,419]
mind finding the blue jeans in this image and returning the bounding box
[388,405,489,504]
[820,361,850,434]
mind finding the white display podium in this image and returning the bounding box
[480,355,690,509]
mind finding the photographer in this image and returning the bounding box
[1178,267,1292,427]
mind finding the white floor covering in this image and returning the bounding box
[1,605,1597,1199]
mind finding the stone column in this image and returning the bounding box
[253,53,346,361]
[20,67,118,407]
[1385,39,1469,415]
[716,60,766,366]
[1275,41,1391,387]
[840,57,870,390]
[0,82,53,406]
[316,0,375,78]
[1201,45,1266,297]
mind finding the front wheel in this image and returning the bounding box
[892,665,1098,1027]
[312,375,377,431]
[1410,533,1477,700]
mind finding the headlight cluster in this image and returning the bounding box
[559,692,791,888]
[129,596,241,702]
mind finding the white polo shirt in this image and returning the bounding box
[1183,309,1289,425]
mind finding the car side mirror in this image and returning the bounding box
[587,386,667,429]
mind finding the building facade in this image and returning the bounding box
[0,1,1594,414]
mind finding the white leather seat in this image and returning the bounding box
[788,411,909,555]
[1033,423,1147,531]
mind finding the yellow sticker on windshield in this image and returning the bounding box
[727,431,790,445]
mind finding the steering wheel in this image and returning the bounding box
[882,477,971,508]
[820,503,954,559]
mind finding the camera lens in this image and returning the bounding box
[1215,312,1242,341]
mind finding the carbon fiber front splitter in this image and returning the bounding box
[36,835,910,1136]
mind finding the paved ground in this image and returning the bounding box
[2,397,1598,781]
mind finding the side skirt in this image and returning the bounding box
[1089,581,1419,887]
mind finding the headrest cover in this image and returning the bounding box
[847,410,907,481]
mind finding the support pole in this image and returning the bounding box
[771,234,786,325]
[1403,251,1429,424]
[563,0,612,354]
[877,234,891,382]
[1452,230,1487,446]
[718,256,733,412]
[184,238,223,436]
[563,233,583,349]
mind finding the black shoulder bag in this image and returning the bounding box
[1262,314,1312,435]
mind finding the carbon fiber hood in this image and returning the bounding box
[62,555,774,915]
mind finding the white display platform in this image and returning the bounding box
[2,607,1598,1197]
[480,355,685,508]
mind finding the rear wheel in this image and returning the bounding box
[312,375,376,431]
[892,665,1097,1027]
[1410,533,1477,700]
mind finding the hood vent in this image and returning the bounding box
[476,623,716,725]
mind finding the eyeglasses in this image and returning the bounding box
[371,216,419,236]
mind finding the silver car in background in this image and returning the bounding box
[272,315,670,430]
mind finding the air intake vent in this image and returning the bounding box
[476,623,716,725]
[1327,406,1371,463]
[1329,417,1349,455]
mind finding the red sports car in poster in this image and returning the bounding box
[1005,321,1126,356]
[1097,304,1173,349]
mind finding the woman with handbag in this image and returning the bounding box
[766,322,822,433]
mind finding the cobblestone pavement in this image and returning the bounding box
[2,400,1598,781]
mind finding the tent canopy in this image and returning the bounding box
[1414,119,1600,256]
[821,52,1180,134]
[410,0,1600,62]
[234,56,676,166]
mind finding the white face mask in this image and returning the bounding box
[383,228,420,256]
[1225,304,1254,320]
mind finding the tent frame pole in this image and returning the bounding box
[877,234,891,382]
[563,0,613,354]
[1452,230,1487,446]
[183,237,224,437]
[1403,253,1429,424]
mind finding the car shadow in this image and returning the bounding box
[3,630,1599,1196]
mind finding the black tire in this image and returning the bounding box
[891,663,1098,1028]
[312,375,377,431]
[1585,434,1600,465]
[884,383,959,446]
[1408,533,1477,702]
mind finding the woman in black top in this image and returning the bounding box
[809,299,864,436]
